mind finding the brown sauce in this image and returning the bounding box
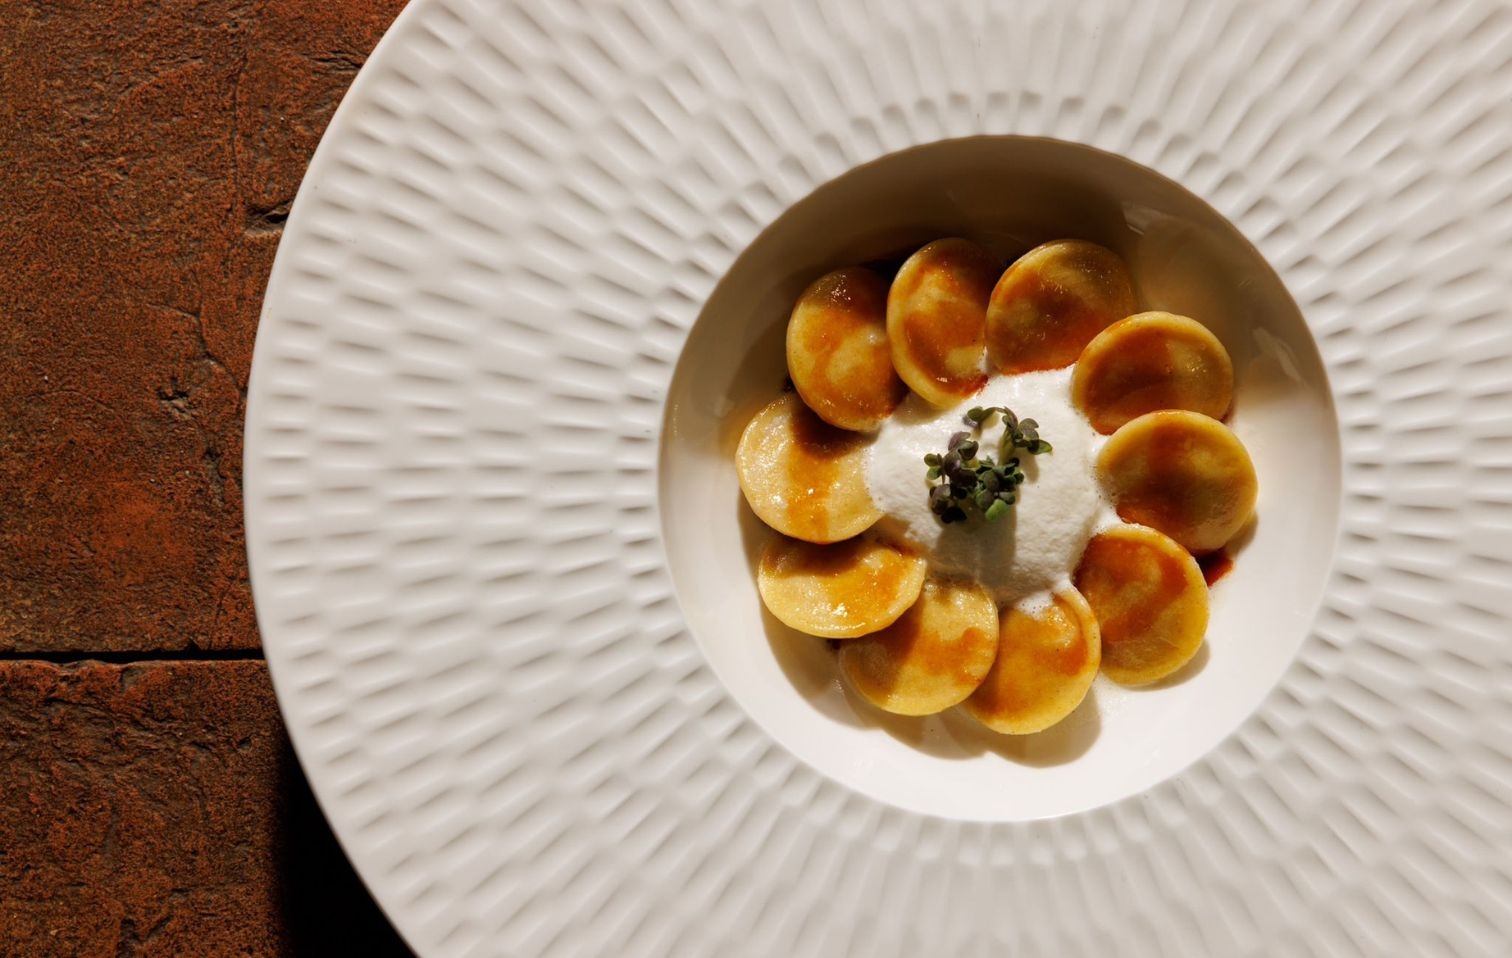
[1085,324,1182,415]
[1107,417,1209,535]
[989,268,1097,373]
[849,548,910,611]
[907,624,990,687]
[894,243,996,394]
[1004,596,1086,678]
[1079,319,1231,432]
[901,317,988,393]
[1198,550,1234,586]
[1039,599,1092,677]
[988,242,1133,374]
[769,538,919,630]
[1075,534,1190,644]
[792,270,903,422]
[782,403,855,535]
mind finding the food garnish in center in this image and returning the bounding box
[736,237,1256,735]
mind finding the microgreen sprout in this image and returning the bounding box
[923,406,1052,524]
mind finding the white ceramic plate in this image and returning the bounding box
[246,1,1512,954]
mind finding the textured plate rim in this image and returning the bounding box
[247,2,1512,955]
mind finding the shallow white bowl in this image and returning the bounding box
[247,1,1512,954]
[663,135,1339,821]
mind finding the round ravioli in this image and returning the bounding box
[758,535,927,639]
[986,239,1136,374]
[1097,410,1258,553]
[786,267,907,431]
[1074,525,1208,685]
[736,394,882,543]
[963,588,1101,734]
[886,238,998,406]
[838,576,999,715]
[1072,311,1234,434]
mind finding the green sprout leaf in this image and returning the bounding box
[924,404,1051,525]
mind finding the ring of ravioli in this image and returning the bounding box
[737,237,1258,735]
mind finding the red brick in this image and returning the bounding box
[0,660,412,957]
[0,0,407,651]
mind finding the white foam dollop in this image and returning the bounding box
[865,368,1111,608]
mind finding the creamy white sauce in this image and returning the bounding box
[865,368,1114,608]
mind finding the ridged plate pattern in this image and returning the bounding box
[246,1,1512,954]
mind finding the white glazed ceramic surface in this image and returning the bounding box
[663,136,1339,823]
[246,1,1512,956]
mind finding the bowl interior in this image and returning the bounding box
[659,136,1340,822]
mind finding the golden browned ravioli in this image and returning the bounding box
[986,240,1136,374]
[1072,311,1234,434]
[886,238,998,407]
[786,268,907,431]
[1097,410,1258,553]
[738,235,1267,739]
[736,394,882,544]
[1074,526,1208,685]
[758,534,927,638]
[838,576,999,715]
[963,588,1101,734]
